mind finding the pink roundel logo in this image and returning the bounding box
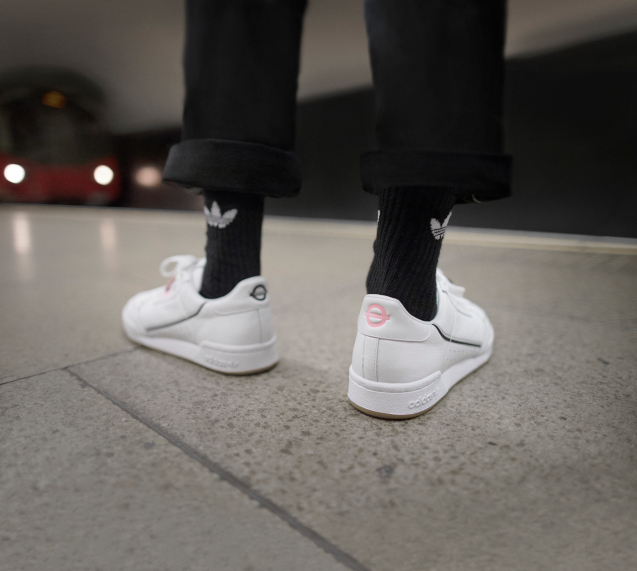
[365,304,391,327]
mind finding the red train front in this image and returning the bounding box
[0,68,121,205]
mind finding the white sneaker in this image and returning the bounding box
[348,269,494,419]
[122,255,278,374]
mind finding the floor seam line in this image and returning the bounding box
[64,367,371,571]
[0,348,139,387]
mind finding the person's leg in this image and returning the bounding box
[181,0,306,150]
[348,0,510,418]
[164,0,307,298]
[122,0,307,374]
[363,0,510,321]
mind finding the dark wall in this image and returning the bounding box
[460,30,637,237]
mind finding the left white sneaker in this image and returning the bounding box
[348,269,494,419]
[122,256,278,374]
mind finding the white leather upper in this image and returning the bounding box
[351,270,492,384]
[122,257,274,347]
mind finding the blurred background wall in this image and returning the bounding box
[0,0,635,236]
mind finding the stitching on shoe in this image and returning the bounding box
[362,335,366,379]
[374,338,379,383]
[145,303,206,332]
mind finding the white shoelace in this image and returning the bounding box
[436,268,466,298]
[159,255,199,291]
[159,255,199,278]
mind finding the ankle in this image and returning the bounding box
[200,190,264,299]
[366,187,455,321]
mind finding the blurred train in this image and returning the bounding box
[0,67,121,205]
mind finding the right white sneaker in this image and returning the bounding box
[348,269,494,419]
[122,255,278,374]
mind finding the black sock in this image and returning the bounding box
[366,187,456,321]
[200,190,264,299]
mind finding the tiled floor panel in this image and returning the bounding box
[2,205,636,571]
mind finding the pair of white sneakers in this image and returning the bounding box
[122,256,493,419]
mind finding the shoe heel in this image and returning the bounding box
[348,367,446,419]
[198,337,278,375]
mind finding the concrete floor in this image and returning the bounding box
[1,205,636,571]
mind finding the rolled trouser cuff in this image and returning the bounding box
[163,138,302,197]
[360,149,512,203]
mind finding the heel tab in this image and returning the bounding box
[229,276,271,302]
[357,295,432,342]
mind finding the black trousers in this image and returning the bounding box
[163,0,511,203]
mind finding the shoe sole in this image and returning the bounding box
[347,344,493,419]
[124,328,278,375]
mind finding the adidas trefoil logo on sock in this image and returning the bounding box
[430,212,451,240]
[204,202,237,229]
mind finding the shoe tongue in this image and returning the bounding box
[191,259,205,292]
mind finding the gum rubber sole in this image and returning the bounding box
[348,399,441,420]
[215,361,278,376]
